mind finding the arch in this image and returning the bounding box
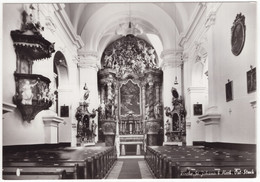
[53,51,69,88]
[53,51,69,114]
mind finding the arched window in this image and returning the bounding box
[53,51,69,116]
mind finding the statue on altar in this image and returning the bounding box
[75,83,97,145]
[164,87,186,143]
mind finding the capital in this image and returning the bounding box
[160,49,184,70]
[77,50,100,70]
[205,12,216,29]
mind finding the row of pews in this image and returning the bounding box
[145,145,256,178]
[3,145,117,180]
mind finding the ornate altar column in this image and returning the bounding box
[98,71,117,146]
[161,50,184,143]
[78,50,99,143]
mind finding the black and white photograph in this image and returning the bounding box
[1,0,258,181]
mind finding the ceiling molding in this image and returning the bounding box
[53,3,84,49]
[179,3,207,48]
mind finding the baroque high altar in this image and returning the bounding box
[97,35,164,155]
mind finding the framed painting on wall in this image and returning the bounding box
[193,104,203,116]
[247,67,256,93]
[60,105,69,117]
[225,81,233,102]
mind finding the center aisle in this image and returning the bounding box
[106,158,154,179]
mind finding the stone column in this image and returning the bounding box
[78,50,99,143]
[161,50,183,143]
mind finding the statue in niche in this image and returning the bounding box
[154,102,162,119]
[91,120,97,139]
[165,119,171,132]
[21,80,38,105]
[97,100,106,119]
[105,98,117,120]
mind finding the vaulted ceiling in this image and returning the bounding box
[63,2,198,54]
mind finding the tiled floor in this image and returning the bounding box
[106,158,154,179]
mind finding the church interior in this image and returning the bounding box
[1,1,258,180]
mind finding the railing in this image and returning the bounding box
[119,120,144,135]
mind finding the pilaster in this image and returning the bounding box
[77,50,100,143]
[42,116,63,144]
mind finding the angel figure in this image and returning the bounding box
[21,80,38,105]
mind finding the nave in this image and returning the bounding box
[2,143,256,179]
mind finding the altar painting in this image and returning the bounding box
[120,80,140,115]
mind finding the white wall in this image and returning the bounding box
[184,2,256,145]
[211,3,256,144]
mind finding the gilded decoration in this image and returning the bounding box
[101,35,159,77]
[231,13,246,56]
[75,84,97,145]
[164,88,186,142]
[11,5,55,122]
[13,73,53,122]
[98,35,163,147]
[11,7,55,62]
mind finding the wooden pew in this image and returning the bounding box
[3,170,67,180]
[145,146,256,179]
[3,161,82,179]
[3,146,117,179]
